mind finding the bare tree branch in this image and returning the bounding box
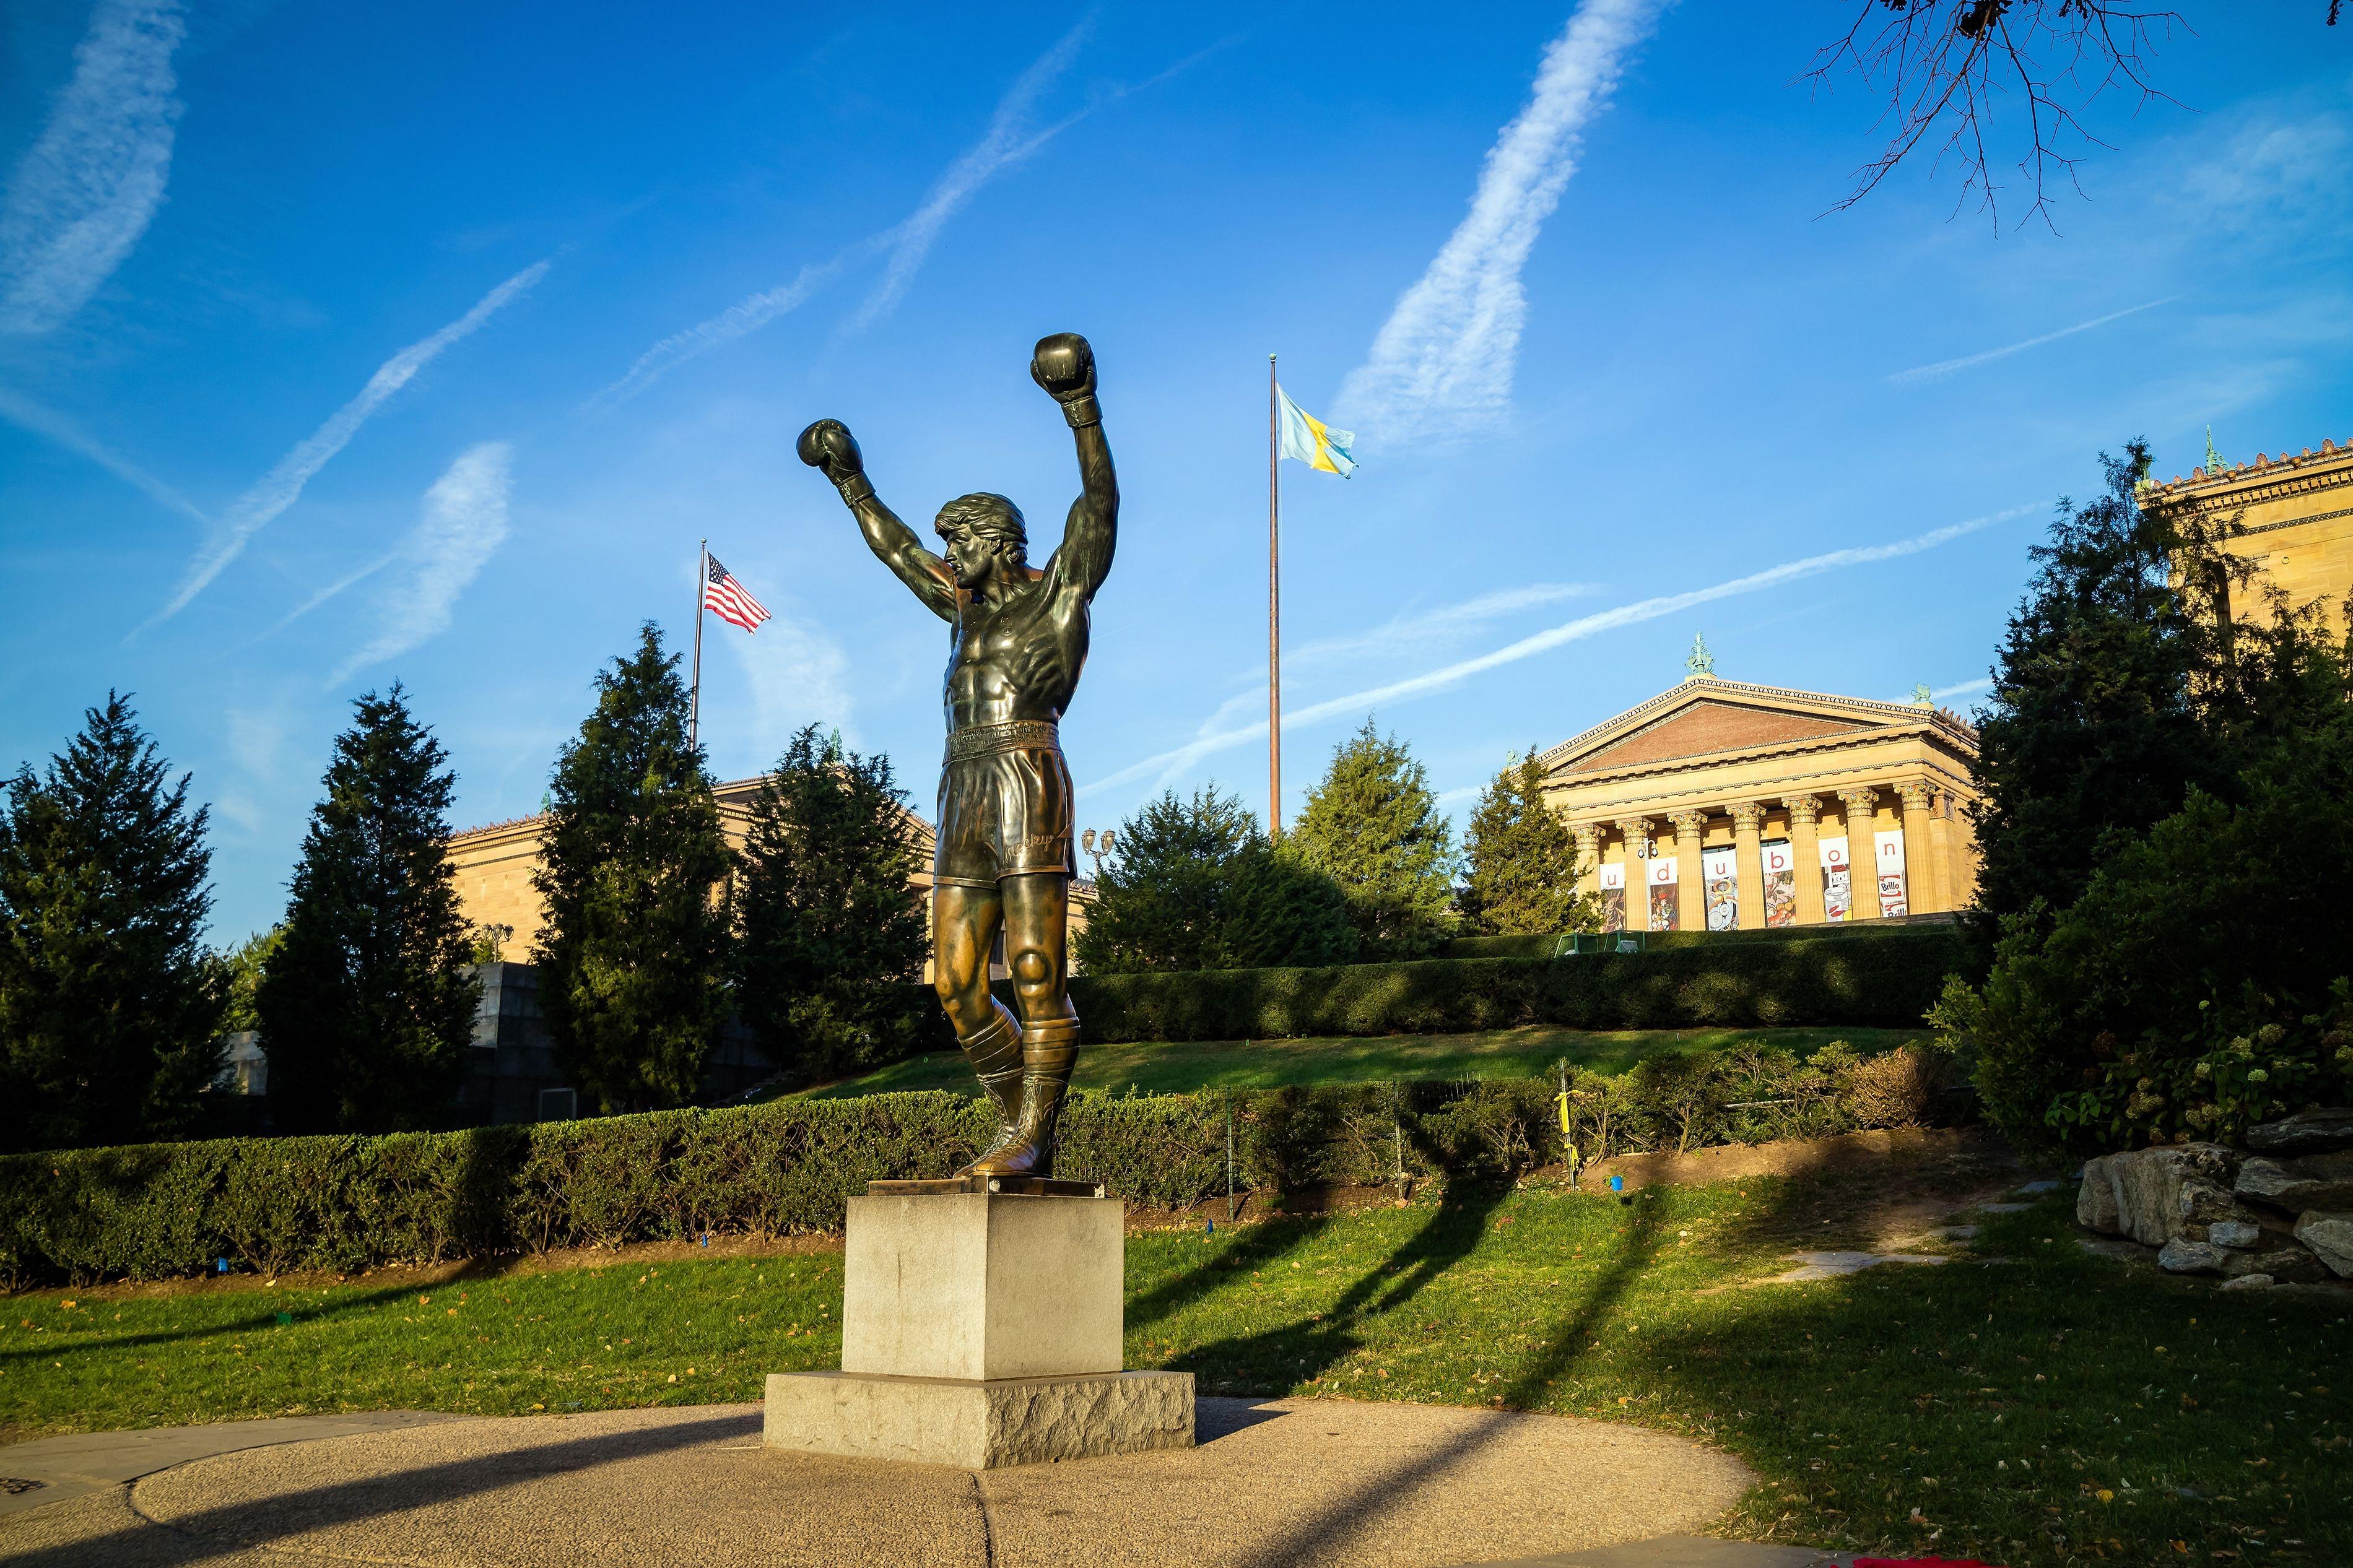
[1806,1,2195,231]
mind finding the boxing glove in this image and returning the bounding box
[1030,334,1099,427]
[796,419,864,485]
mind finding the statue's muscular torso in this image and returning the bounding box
[945,566,1091,731]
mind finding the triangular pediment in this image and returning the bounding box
[1540,678,1950,778]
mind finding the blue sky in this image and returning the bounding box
[3,1,2348,944]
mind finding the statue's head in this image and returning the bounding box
[934,492,1029,590]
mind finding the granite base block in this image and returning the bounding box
[763,1369,1194,1469]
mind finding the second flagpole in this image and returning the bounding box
[1268,354,1282,841]
[690,537,707,756]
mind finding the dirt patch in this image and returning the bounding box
[1580,1126,2032,1250]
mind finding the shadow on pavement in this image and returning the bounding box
[1189,1186,1671,1568]
[2,1410,754,1568]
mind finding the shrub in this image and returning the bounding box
[1839,1042,1948,1130]
[1936,650,2353,1155]
[1065,925,1963,1042]
[0,1033,1956,1288]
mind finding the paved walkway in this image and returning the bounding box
[0,1397,1854,1567]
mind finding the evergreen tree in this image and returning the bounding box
[531,624,733,1113]
[1284,720,1458,958]
[1223,839,1360,970]
[0,693,224,1151]
[1458,749,1596,936]
[1075,786,1355,974]
[1968,438,2258,952]
[217,926,282,1033]
[254,687,481,1133]
[736,724,928,1081]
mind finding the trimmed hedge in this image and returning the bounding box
[1438,919,1959,960]
[1060,925,1964,1042]
[0,1039,1955,1288]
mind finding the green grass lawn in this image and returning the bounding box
[7,1172,2342,1566]
[798,1024,1927,1099]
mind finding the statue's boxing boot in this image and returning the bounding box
[965,1016,1079,1177]
[949,1002,1025,1176]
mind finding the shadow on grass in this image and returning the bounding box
[0,1281,432,1368]
[1160,1179,1513,1397]
[1167,1180,1672,1568]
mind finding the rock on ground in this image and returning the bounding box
[2080,1144,2239,1247]
[2246,1109,2353,1156]
[2207,1219,2262,1249]
[2235,1151,2353,1214]
[2157,1237,2232,1275]
[2292,1211,2353,1278]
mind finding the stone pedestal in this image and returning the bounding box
[763,1185,1194,1468]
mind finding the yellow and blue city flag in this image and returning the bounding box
[1276,384,1356,477]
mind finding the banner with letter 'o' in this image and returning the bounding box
[1819,835,1853,922]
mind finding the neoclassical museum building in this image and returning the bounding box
[2142,432,2352,636]
[1536,675,1981,933]
[443,776,942,957]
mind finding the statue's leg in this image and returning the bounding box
[966,873,1075,1177]
[934,883,1024,1162]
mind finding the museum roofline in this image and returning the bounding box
[1535,675,1978,774]
[2143,435,2350,501]
[449,771,937,844]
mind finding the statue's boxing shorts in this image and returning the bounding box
[934,719,1073,890]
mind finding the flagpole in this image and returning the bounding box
[1268,353,1282,841]
[690,538,707,758]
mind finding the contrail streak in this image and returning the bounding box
[1082,505,2034,794]
[147,259,547,626]
[0,381,207,525]
[1888,298,2181,384]
[1337,0,1667,441]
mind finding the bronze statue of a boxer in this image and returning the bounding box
[798,332,1115,1176]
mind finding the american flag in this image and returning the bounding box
[702,553,771,633]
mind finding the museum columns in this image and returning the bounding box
[1895,781,1941,913]
[1614,816,1653,930]
[1728,802,1767,931]
[1571,822,1603,902]
[1669,810,1707,932]
[1838,787,1879,919]
[1783,794,1825,925]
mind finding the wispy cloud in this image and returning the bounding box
[1887,297,2180,385]
[592,246,877,408]
[1885,676,1993,705]
[0,0,186,334]
[248,551,396,644]
[596,24,1230,405]
[1085,505,2030,794]
[151,259,548,625]
[1285,581,1598,670]
[0,379,207,525]
[593,25,1087,405]
[837,19,1092,339]
[1336,0,1666,442]
[715,561,854,774]
[2169,108,2350,230]
[331,441,513,683]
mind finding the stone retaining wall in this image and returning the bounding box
[2076,1108,2353,1288]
